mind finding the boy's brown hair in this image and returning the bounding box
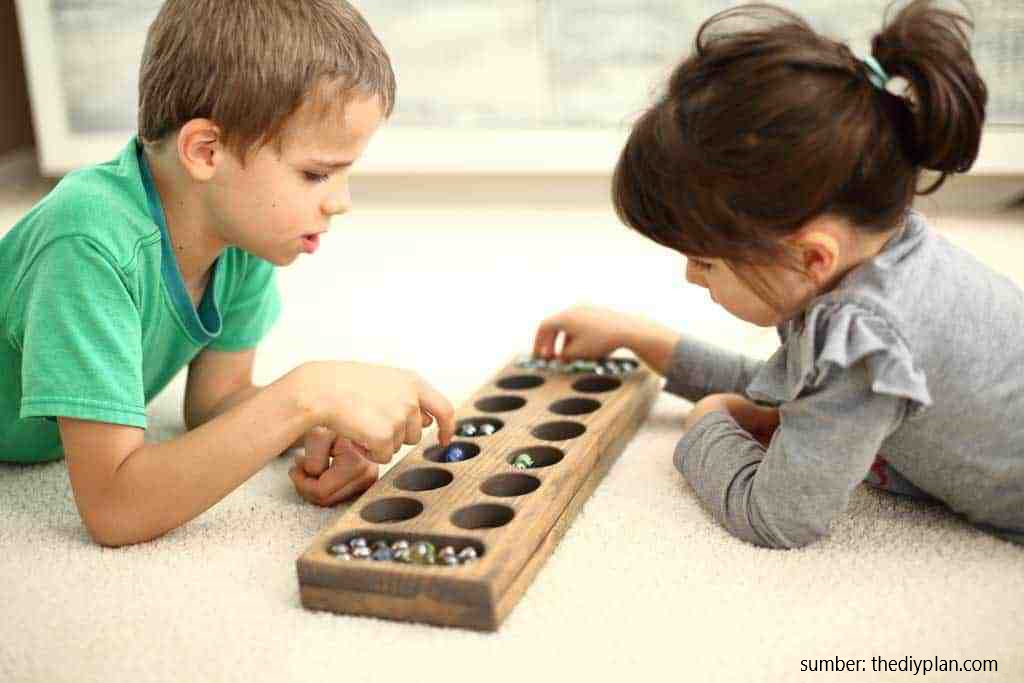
[612,0,987,291]
[138,0,396,161]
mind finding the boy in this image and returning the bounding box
[0,0,454,547]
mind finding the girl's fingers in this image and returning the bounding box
[559,334,580,361]
[533,320,563,358]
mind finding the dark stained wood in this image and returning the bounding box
[297,356,661,630]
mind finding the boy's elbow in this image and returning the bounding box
[79,502,155,548]
[183,405,205,432]
[81,514,127,548]
[83,519,156,548]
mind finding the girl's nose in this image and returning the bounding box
[685,260,707,287]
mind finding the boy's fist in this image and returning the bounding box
[296,362,455,465]
[289,427,378,506]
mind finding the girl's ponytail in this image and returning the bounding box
[871,0,987,194]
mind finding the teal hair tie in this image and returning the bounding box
[861,55,889,90]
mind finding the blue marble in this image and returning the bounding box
[444,446,467,462]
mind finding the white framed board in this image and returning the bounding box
[15,0,1024,177]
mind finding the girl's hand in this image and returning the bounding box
[533,305,636,361]
[289,427,379,506]
[683,393,780,448]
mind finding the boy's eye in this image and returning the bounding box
[303,171,330,183]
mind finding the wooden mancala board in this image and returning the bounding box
[296,355,660,631]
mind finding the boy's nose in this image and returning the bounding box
[322,182,352,217]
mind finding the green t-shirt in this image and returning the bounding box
[0,138,281,463]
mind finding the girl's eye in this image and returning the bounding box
[690,258,712,270]
[303,171,330,183]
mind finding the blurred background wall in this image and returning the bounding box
[4,0,1023,210]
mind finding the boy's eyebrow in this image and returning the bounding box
[307,158,354,168]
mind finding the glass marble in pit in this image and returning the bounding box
[444,445,466,462]
[512,454,535,470]
[477,423,496,435]
[458,547,478,562]
[459,423,478,437]
[328,542,350,556]
[349,537,368,549]
[371,546,393,561]
[391,539,410,553]
[352,546,371,559]
[410,541,436,565]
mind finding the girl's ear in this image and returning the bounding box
[793,229,840,287]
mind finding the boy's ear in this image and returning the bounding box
[176,119,223,182]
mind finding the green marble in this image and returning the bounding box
[512,454,535,469]
[410,541,436,565]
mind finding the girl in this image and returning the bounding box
[534,0,1024,548]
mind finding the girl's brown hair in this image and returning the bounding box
[138,0,396,162]
[612,0,987,271]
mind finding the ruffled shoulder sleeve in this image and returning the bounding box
[745,300,932,417]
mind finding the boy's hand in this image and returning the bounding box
[683,393,780,448]
[533,305,634,361]
[289,427,378,506]
[296,362,455,465]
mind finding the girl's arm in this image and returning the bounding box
[533,305,767,398]
[675,364,906,549]
[661,333,768,403]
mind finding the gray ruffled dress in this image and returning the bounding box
[665,210,1024,548]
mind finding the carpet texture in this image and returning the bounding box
[2,199,1022,682]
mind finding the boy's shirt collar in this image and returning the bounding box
[133,137,223,345]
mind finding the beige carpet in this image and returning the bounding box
[1,182,1023,682]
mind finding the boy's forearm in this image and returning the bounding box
[187,384,306,451]
[97,369,318,546]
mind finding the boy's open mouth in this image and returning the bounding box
[301,233,321,254]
